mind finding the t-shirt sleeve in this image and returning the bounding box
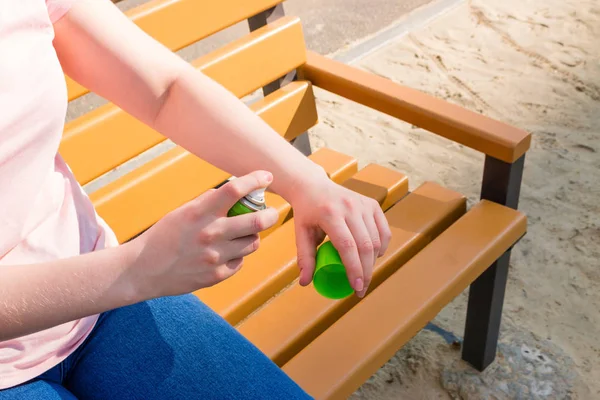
[46,0,76,23]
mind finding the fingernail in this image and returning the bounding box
[263,172,273,183]
[354,278,364,292]
[298,268,307,286]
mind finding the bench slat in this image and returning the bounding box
[90,81,318,243]
[67,0,285,101]
[61,17,307,185]
[237,181,465,366]
[195,164,409,325]
[282,200,527,399]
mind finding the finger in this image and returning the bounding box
[296,226,317,286]
[345,214,374,297]
[363,213,381,261]
[221,207,279,239]
[225,257,244,271]
[181,189,217,220]
[374,206,391,256]
[219,234,261,261]
[213,259,244,284]
[204,171,273,214]
[357,213,381,297]
[322,219,364,293]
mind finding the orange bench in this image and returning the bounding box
[62,1,531,398]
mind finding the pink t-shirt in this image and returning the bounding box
[0,0,119,389]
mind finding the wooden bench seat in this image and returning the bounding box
[62,0,531,397]
[282,200,527,399]
[237,181,466,366]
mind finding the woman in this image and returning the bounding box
[0,0,391,398]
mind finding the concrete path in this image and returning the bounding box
[116,0,435,56]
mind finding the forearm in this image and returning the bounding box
[0,242,141,342]
[53,0,325,200]
[152,67,326,200]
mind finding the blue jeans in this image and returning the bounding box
[0,294,312,399]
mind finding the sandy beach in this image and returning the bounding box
[307,0,599,397]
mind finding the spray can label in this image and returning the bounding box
[226,177,267,217]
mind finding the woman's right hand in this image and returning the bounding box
[128,170,278,299]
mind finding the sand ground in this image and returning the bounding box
[306,0,599,398]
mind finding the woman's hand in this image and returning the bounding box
[0,172,278,341]
[129,171,278,299]
[290,176,392,298]
[51,0,391,300]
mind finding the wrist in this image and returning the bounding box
[274,162,330,204]
[117,239,148,305]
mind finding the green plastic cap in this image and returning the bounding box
[313,241,354,299]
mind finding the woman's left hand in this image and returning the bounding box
[289,177,392,298]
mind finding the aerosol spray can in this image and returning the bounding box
[227,177,267,217]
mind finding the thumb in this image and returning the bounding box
[296,225,321,286]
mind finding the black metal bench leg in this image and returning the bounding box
[461,155,525,371]
[462,251,511,370]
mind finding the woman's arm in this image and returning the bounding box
[0,244,139,342]
[52,0,391,297]
[52,0,324,200]
[0,173,277,341]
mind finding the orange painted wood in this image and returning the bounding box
[67,0,285,101]
[195,164,409,325]
[61,17,307,185]
[90,81,318,243]
[190,17,306,102]
[300,51,531,163]
[341,163,411,211]
[237,181,465,366]
[283,200,527,399]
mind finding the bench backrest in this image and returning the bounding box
[61,0,317,243]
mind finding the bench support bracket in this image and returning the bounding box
[461,155,525,371]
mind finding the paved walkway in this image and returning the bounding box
[117,0,436,56]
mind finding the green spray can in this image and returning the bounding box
[227,177,267,217]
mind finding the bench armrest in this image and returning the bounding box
[299,51,531,163]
